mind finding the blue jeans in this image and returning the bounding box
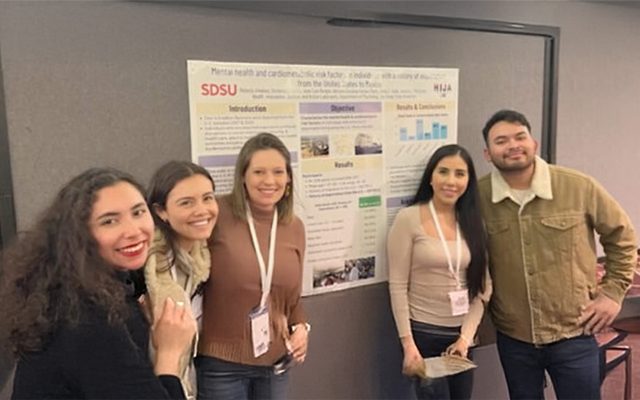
[411,321,474,400]
[496,331,600,400]
[195,356,289,400]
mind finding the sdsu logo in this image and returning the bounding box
[200,83,237,96]
[433,83,452,97]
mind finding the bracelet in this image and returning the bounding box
[291,322,311,333]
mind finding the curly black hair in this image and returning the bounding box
[0,168,147,356]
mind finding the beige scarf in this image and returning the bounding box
[144,229,210,399]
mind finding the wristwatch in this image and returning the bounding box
[290,322,311,333]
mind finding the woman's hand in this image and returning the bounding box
[401,337,425,378]
[151,298,197,375]
[288,323,309,364]
[445,336,470,358]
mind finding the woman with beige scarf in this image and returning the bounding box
[144,161,218,399]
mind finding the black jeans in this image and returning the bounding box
[411,320,474,400]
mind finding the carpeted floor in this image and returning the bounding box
[601,332,639,400]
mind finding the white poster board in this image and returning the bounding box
[188,60,458,295]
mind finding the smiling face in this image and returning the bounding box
[89,181,154,271]
[484,120,538,172]
[430,154,470,209]
[154,174,218,251]
[244,149,290,212]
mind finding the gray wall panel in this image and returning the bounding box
[1,1,638,399]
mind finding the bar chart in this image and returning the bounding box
[399,119,448,141]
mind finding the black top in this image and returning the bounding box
[11,273,185,400]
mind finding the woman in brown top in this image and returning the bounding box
[196,132,309,400]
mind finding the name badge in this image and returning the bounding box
[448,289,469,316]
[249,306,270,358]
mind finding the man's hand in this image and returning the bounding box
[578,294,621,335]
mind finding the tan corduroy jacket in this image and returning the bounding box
[478,157,637,345]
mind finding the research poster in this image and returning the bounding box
[188,60,458,295]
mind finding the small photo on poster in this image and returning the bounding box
[312,256,376,288]
[301,135,330,159]
[354,133,382,155]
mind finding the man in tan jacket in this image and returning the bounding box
[478,109,637,400]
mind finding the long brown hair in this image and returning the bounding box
[0,168,147,356]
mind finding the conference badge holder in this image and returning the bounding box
[250,306,270,358]
[448,289,469,316]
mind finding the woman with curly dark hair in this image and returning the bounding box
[0,168,195,399]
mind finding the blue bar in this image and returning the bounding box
[425,132,432,140]
[441,125,448,139]
[432,122,440,139]
[400,128,408,141]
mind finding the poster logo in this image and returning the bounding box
[433,82,452,97]
[200,83,238,96]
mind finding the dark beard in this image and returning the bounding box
[493,156,534,172]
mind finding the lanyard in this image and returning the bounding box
[246,207,278,308]
[428,201,462,289]
[169,264,193,296]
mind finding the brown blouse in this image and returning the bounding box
[198,195,306,366]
